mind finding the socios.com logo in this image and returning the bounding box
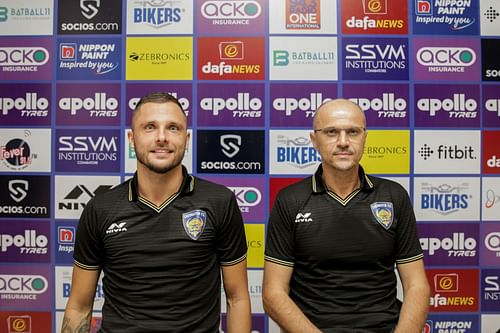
[0,47,50,66]
[416,47,476,67]
[201,1,261,19]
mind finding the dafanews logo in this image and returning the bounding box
[482,131,500,174]
[126,37,192,80]
[197,130,265,174]
[413,0,478,34]
[270,83,337,127]
[414,130,480,174]
[341,0,407,34]
[198,37,264,80]
[419,223,479,266]
[0,83,51,126]
[361,130,409,174]
[285,0,320,29]
[342,38,408,80]
[198,83,264,127]
[269,130,321,175]
[58,0,121,34]
[427,269,478,312]
[414,177,480,221]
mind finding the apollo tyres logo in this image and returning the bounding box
[197,130,264,174]
[198,37,264,80]
[427,269,478,311]
[341,0,407,34]
[0,83,51,126]
[0,222,50,262]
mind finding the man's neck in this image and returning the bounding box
[322,166,360,199]
[136,166,183,206]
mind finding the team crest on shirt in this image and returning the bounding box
[370,202,393,230]
[182,210,207,240]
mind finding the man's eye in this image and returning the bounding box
[325,128,338,136]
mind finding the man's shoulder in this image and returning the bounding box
[276,176,313,200]
[191,176,234,198]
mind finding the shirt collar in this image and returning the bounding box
[128,165,195,202]
[311,164,374,194]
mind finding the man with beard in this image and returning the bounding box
[263,99,430,332]
[62,92,251,333]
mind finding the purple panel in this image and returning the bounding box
[343,83,409,128]
[418,223,479,266]
[414,84,480,128]
[56,83,121,126]
[0,83,51,126]
[0,220,50,263]
[270,83,337,127]
[197,83,265,127]
[481,268,500,311]
[483,84,500,128]
[125,83,193,127]
[481,223,500,267]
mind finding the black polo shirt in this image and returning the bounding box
[73,166,247,333]
[265,165,423,332]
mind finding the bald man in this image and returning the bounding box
[263,99,430,333]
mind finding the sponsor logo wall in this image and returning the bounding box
[0,0,499,331]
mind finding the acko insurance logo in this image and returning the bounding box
[419,223,479,266]
[0,38,52,80]
[198,37,264,80]
[0,220,50,263]
[55,129,120,173]
[427,269,479,312]
[270,83,337,127]
[198,83,264,127]
[0,83,51,126]
[480,0,500,36]
[342,37,408,80]
[198,0,264,34]
[197,130,265,174]
[0,265,52,308]
[57,38,121,80]
[0,311,52,333]
[414,130,480,174]
[483,131,500,174]
[414,84,479,127]
[0,129,51,172]
[482,39,500,82]
[270,36,337,80]
[360,130,409,174]
[343,83,409,127]
[125,83,192,126]
[482,224,500,267]
[341,0,407,34]
[126,36,192,80]
[56,83,120,126]
[414,177,480,221]
[424,314,478,333]
[481,269,500,312]
[0,176,50,219]
[413,0,478,34]
[54,175,120,219]
[269,130,321,175]
[127,0,192,34]
[58,0,122,34]
[0,0,52,36]
[413,38,480,81]
[483,85,500,128]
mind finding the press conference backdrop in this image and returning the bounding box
[0,0,499,332]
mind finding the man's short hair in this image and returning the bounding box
[134,91,185,115]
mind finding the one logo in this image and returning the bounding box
[219,41,244,60]
[182,210,206,240]
[81,0,100,20]
[106,222,127,234]
[434,273,459,292]
[220,134,241,158]
[295,212,312,223]
[370,202,393,229]
[8,180,29,203]
[7,315,31,333]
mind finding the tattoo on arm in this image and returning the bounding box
[61,311,92,333]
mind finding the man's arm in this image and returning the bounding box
[263,261,321,333]
[221,259,251,333]
[61,265,100,333]
[394,259,431,333]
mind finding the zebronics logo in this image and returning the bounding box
[198,37,264,80]
[342,38,408,80]
[341,0,407,34]
[427,269,478,311]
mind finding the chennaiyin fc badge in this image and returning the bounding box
[182,210,207,240]
[370,202,393,230]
